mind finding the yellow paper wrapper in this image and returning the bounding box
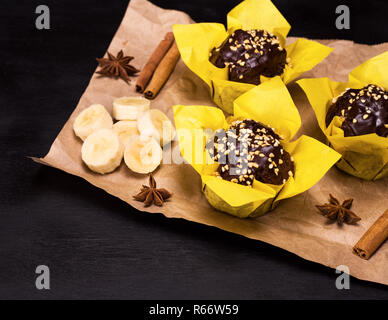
[173,0,333,114]
[174,77,341,218]
[298,51,388,180]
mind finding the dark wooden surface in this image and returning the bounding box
[1,0,388,299]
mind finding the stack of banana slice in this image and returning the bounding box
[73,96,175,174]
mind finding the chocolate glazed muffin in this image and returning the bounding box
[326,84,388,137]
[207,119,294,186]
[209,29,287,85]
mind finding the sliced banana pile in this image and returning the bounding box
[73,97,175,175]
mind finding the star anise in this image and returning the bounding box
[316,194,361,225]
[96,50,139,82]
[133,175,172,207]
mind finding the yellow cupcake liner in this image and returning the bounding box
[173,77,341,218]
[298,51,388,180]
[173,0,333,113]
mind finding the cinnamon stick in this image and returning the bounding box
[143,41,180,100]
[136,32,175,93]
[353,209,388,260]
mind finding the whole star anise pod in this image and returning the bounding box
[133,175,172,207]
[96,50,139,82]
[316,194,361,225]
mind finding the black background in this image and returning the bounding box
[1,0,388,299]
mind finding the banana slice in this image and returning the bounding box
[113,96,150,121]
[124,135,162,174]
[112,120,139,148]
[137,109,176,146]
[81,128,123,174]
[73,104,113,141]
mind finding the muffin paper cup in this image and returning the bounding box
[173,77,341,218]
[298,51,388,180]
[173,0,333,113]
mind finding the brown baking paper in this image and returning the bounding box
[33,0,388,286]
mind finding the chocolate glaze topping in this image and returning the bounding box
[326,84,388,137]
[207,119,294,186]
[209,29,287,85]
